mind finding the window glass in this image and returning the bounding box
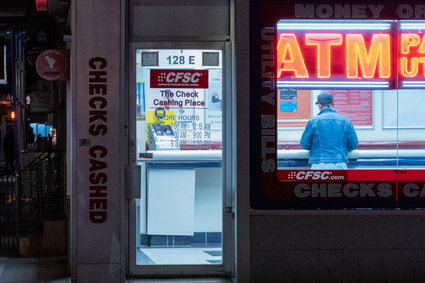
[396,89,425,169]
[273,20,425,207]
[277,89,405,170]
[135,49,223,265]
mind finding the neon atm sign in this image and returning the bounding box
[276,20,425,89]
[399,21,425,87]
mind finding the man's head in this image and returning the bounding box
[316,93,334,108]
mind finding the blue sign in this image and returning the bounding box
[280,101,297,112]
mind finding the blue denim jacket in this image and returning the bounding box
[300,108,358,164]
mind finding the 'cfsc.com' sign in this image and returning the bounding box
[150,69,209,89]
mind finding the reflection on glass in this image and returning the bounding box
[136,49,223,265]
[277,89,425,170]
[395,90,425,169]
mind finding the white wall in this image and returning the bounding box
[141,166,222,235]
[194,167,222,232]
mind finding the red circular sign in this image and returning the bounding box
[36,49,69,81]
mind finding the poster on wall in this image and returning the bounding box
[329,90,373,127]
[206,69,223,130]
[277,89,311,128]
[136,81,146,120]
[137,49,223,151]
[148,68,210,149]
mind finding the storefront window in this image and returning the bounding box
[252,18,425,208]
[278,88,425,170]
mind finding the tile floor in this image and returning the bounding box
[138,247,222,265]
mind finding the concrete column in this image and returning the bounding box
[71,0,124,282]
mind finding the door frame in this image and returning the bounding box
[127,41,235,277]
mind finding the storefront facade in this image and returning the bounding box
[70,0,425,282]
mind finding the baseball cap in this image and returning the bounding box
[315,93,333,106]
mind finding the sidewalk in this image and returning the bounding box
[0,256,70,283]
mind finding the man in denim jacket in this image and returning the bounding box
[300,93,358,169]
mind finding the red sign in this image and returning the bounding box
[398,29,425,87]
[276,20,425,89]
[150,69,209,89]
[399,33,425,78]
[277,31,392,80]
[329,90,373,126]
[278,169,425,182]
[276,20,394,89]
[35,0,48,11]
[276,170,425,204]
[36,49,69,81]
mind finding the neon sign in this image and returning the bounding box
[399,21,425,88]
[276,20,425,89]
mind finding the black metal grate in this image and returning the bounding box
[19,151,64,235]
[0,176,17,254]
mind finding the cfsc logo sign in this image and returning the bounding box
[287,171,345,181]
[150,69,209,89]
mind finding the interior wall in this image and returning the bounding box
[194,167,222,232]
[250,211,425,282]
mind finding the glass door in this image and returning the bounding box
[129,43,233,276]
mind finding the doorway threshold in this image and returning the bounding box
[128,279,231,283]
